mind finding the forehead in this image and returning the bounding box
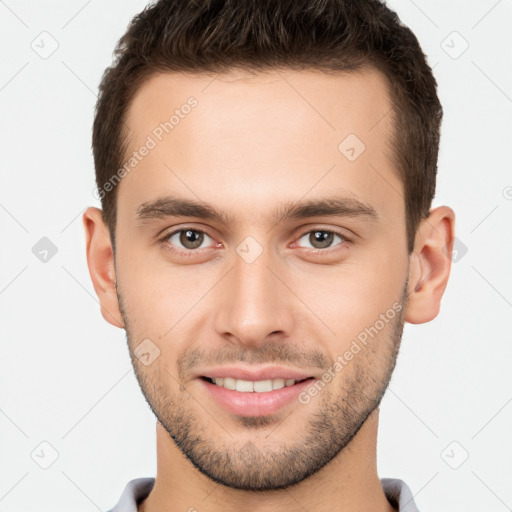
[119,67,401,227]
[124,66,394,152]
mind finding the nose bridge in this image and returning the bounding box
[214,243,291,346]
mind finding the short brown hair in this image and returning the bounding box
[92,0,442,253]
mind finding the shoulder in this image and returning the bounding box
[380,477,421,512]
[105,477,155,512]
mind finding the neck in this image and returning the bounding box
[138,408,396,512]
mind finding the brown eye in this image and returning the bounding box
[311,231,334,249]
[166,229,212,251]
[297,230,348,250]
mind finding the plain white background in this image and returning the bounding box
[0,1,511,511]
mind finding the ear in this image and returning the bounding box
[83,207,125,328]
[405,206,456,324]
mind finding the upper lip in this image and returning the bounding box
[196,365,314,381]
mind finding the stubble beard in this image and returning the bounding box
[118,278,408,491]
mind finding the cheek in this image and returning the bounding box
[116,247,215,341]
[116,224,407,354]
[296,253,405,343]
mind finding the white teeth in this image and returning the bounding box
[272,378,285,390]
[210,377,299,392]
[222,377,236,390]
[253,380,273,392]
[235,379,254,392]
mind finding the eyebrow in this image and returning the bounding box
[136,195,380,226]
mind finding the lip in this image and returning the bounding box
[194,365,315,381]
[198,375,316,417]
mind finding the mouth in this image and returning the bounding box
[198,374,317,416]
[200,375,315,392]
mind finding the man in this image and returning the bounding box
[84,0,455,511]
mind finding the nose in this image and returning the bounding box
[213,247,294,349]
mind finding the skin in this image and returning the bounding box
[84,67,455,512]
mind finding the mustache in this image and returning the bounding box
[178,342,331,380]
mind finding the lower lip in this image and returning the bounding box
[198,377,315,416]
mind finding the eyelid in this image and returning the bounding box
[159,225,353,255]
[291,226,353,250]
[295,223,353,239]
[160,226,217,252]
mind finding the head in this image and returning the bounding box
[93,0,442,255]
[85,0,454,491]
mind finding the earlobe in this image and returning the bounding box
[405,206,456,324]
[83,207,125,329]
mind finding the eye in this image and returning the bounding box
[296,229,351,250]
[160,226,351,257]
[164,228,214,253]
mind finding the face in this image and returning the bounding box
[113,67,411,490]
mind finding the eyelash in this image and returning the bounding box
[159,226,352,257]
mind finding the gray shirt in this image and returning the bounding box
[106,477,420,511]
